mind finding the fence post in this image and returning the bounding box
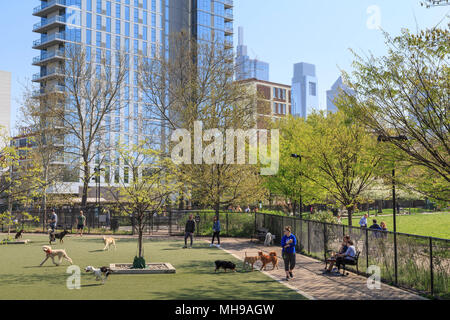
[299,218,302,251]
[169,210,172,236]
[429,237,434,296]
[394,231,398,285]
[323,223,327,261]
[226,213,229,237]
[307,220,311,254]
[365,228,369,269]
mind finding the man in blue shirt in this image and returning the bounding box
[281,226,297,281]
[49,210,57,232]
[359,214,368,228]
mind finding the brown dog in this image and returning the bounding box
[258,251,279,271]
[243,252,259,271]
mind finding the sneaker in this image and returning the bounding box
[209,243,213,247]
[285,276,289,281]
[216,244,220,248]
[289,271,293,278]
[182,246,187,249]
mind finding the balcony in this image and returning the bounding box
[33,15,66,33]
[32,84,66,97]
[223,0,233,9]
[224,10,233,22]
[224,40,233,49]
[224,25,233,35]
[33,32,66,50]
[32,68,65,82]
[33,0,66,17]
[32,49,65,66]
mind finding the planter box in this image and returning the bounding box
[0,239,31,245]
[109,263,176,274]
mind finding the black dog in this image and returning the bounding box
[214,260,237,273]
[15,229,24,239]
[49,230,70,244]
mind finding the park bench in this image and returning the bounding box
[324,250,361,276]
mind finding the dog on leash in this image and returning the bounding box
[15,229,24,239]
[40,245,73,266]
[258,251,279,271]
[85,266,112,284]
[103,236,116,251]
[214,260,237,273]
[243,252,259,271]
[264,232,274,246]
[49,229,70,244]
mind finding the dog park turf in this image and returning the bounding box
[0,234,306,300]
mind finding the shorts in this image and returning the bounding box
[77,225,84,230]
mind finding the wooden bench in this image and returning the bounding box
[324,250,361,276]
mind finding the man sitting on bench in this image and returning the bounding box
[326,239,356,273]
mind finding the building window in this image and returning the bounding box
[309,82,317,96]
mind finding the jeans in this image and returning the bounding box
[211,231,220,244]
[184,232,193,246]
[282,252,296,271]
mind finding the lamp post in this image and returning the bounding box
[377,134,408,285]
[93,166,105,227]
[291,154,303,217]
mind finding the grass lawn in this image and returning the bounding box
[0,234,305,300]
[342,212,450,239]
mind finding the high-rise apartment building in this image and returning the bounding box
[32,0,233,195]
[236,27,269,81]
[326,76,353,114]
[0,70,11,139]
[291,62,319,119]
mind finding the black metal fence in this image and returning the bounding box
[255,212,449,299]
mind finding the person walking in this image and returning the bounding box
[281,226,297,281]
[210,215,221,247]
[76,210,86,237]
[359,213,368,228]
[183,214,195,248]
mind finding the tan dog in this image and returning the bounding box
[258,251,279,271]
[103,236,116,251]
[243,252,259,271]
[40,245,73,266]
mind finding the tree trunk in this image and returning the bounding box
[214,200,220,217]
[81,162,90,208]
[347,205,354,227]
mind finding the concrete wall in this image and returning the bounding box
[0,70,11,137]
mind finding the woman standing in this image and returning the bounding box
[76,210,86,237]
[210,216,221,247]
[281,226,297,281]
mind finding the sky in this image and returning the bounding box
[0,0,449,134]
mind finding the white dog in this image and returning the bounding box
[85,266,112,284]
[40,245,73,266]
[103,236,116,250]
[264,232,275,246]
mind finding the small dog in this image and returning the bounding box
[258,251,279,271]
[103,236,116,251]
[214,260,236,273]
[49,229,70,244]
[243,252,259,271]
[85,266,112,284]
[264,232,274,246]
[15,229,24,239]
[40,245,73,266]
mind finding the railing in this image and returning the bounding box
[32,84,66,96]
[32,68,65,81]
[32,49,65,64]
[33,15,66,31]
[33,0,66,15]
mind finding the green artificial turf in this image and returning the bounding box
[0,234,306,300]
[342,212,450,239]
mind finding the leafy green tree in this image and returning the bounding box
[341,28,449,203]
[106,141,182,259]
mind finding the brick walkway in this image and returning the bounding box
[211,237,426,300]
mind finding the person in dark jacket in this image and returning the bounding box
[183,214,195,248]
[369,219,382,230]
[210,215,221,247]
[281,226,297,281]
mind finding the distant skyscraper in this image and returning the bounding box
[326,76,353,114]
[291,62,318,118]
[236,26,269,81]
[0,70,11,138]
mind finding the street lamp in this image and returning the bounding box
[93,166,105,213]
[291,154,303,217]
[377,134,408,285]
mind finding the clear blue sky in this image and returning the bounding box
[1,1,449,133]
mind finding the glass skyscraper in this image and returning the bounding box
[236,26,269,81]
[32,0,233,191]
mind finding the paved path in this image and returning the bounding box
[212,238,426,300]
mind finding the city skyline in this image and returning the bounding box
[0,1,449,133]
